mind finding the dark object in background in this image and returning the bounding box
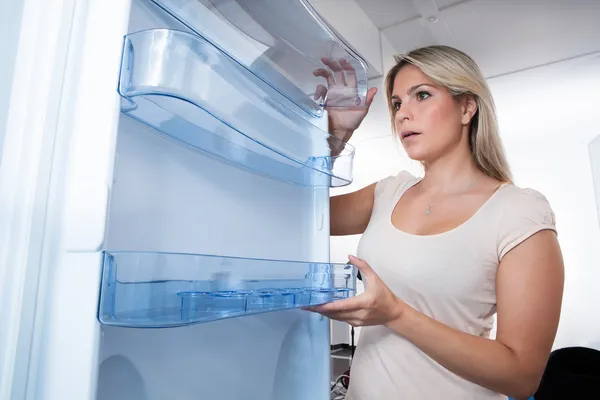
[357,270,362,281]
[534,346,600,399]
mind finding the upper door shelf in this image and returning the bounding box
[98,250,357,328]
[118,29,355,187]
[149,0,370,117]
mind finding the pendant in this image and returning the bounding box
[425,207,431,215]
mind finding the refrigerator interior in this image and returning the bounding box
[96,0,366,399]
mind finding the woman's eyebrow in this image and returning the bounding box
[391,83,435,99]
[406,83,434,94]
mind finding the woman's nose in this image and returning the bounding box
[395,106,412,124]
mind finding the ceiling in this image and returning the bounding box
[309,0,600,79]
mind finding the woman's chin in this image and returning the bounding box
[403,146,429,162]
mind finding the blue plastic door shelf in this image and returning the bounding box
[118,29,357,187]
[98,251,358,328]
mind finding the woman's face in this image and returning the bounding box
[391,64,475,163]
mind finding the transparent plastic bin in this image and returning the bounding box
[150,0,369,117]
[98,251,357,328]
[118,29,355,187]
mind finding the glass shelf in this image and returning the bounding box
[98,251,357,328]
[150,0,369,117]
[118,29,355,187]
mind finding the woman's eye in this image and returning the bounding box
[416,91,430,101]
[393,102,401,111]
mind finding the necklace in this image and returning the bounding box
[424,175,482,215]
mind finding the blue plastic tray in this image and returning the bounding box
[99,250,357,328]
[118,29,355,187]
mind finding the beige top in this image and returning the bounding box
[346,171,557,400]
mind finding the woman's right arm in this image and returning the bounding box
[330,183,377,236]
[314,58,379,235]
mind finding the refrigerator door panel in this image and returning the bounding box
[99,110,334,399]
[0,0,131,399]
[1,0,362,398]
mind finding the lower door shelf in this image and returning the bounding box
[98,251,357,328]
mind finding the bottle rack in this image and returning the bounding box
[99,251,357,328]
[118,28,356,187]
[149,0,370,117]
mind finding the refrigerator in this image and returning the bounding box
[0,0,369,399]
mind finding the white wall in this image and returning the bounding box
[330,53,600,351]
[490,53,600,350]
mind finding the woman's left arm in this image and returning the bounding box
[309,230,564,399]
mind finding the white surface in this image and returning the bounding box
[0,0,121,398]
[60,0,130,252]
[314,0,600,79]
[590,135,600,229]
[0,0,25,166]
[356,0,420,29]
[440,0,600,78]
[30,1,132,399]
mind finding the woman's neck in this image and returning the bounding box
[420,146,483,195]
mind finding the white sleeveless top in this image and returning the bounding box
[345,171,557,400]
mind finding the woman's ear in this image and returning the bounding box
[461,95,478,125]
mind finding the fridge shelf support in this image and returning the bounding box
[117,29,356,187]
[98,251,357,328]
[149,0,370,117]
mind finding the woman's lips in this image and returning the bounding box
[401,131,421,139]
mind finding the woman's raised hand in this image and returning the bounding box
[313,57,378,142]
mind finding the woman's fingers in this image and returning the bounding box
[313,84,328,101]
[321,57,346,86]
[348,255,378,285]
[339,59,357,88]
[309,294,369,314]
[313,68,335,87]
[365,87,378,107]
[319,309,370,326]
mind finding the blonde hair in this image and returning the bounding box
[385,45,512,183]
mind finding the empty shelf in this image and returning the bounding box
[150,0,369,117]
[118,29,355,187]
[98,251,357,328]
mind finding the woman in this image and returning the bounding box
[309,46,564,399]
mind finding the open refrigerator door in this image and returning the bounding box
[1,0,367,399]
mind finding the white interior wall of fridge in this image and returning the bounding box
[96,1,335,399]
